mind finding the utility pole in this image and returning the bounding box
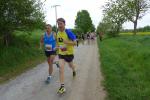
[51,5,60,32]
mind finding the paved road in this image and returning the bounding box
[0,39,106,100]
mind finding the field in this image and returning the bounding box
[98,34,150,100]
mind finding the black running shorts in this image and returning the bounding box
[58,55,74,63]
[45,51,56,57]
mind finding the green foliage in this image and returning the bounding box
[72,28,82,34]
[116,0,150,35]
[121,0,149,22]
[0,0,45,46]
[97,0,126,37]
[97,0,150,36]
[75,10,94,34]
[138,26,150,32]
[0,29,45,83]
[52,25,57,32]
[90,24,96,32]
[71,28,84,39]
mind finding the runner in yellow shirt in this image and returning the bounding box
[56,18,77,94]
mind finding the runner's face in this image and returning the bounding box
[46,26,52,33]
[57,21,65,31]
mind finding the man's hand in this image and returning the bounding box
[63,40,69,44]
[54,46,60,50]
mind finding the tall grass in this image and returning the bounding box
[98,35,150,100]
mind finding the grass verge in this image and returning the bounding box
[98,35,150,100]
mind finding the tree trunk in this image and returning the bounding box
[4,35,8,47]
[3,33,12,47]
[116,25,120,35]
[116,22,121,36]
[133,20,137,35]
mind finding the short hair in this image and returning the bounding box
[57,18,65,24]
[46,24,52,28]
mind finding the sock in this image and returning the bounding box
[61,84,64,87]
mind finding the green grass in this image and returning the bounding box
[98,35,150,100]
[0,29,46,84]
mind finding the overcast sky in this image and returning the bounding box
[42,0,150,29]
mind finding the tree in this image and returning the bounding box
[97,0,126,37]
[0,0,45,46]
[52,25,57,32]
[96,22,110,34]
[90,24,96,32]
[121,0,150,35]
[71,28,83,39]
[75,10,93,34]
[97,0,150,36]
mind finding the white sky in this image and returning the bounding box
[42,0,150,29]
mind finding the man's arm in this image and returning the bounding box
[64,29,77,46]
[53,32,57,39]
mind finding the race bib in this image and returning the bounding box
[45,44,52,51]
[60,45,67,52]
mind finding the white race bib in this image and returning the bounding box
[45,44,52,51]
